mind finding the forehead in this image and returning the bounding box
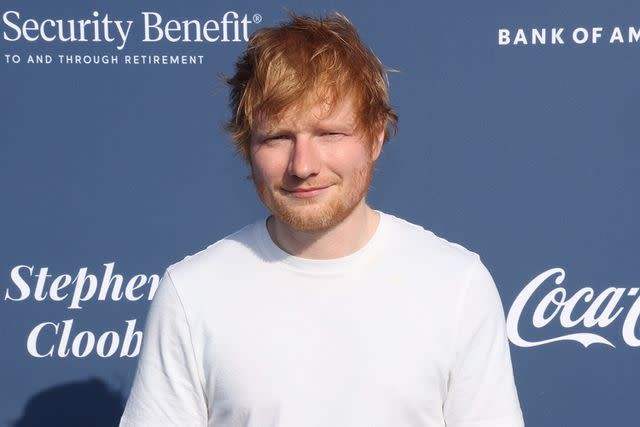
[254,93,359,133]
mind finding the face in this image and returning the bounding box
[249,95,383,232]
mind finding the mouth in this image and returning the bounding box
[283,185,332,198]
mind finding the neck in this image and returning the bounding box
[266,201,380,260]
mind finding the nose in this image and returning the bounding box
[287,134,321,179]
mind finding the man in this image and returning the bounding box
[120,12,524,427]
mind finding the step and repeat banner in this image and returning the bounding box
[2,0,638,425]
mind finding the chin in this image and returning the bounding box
[280,215,335,232]
[275,207,332,232]
[274,200,360,232]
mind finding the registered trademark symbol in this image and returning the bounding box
[253,13,262,24]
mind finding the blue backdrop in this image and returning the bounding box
[2,0,639,425]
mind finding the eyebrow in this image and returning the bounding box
[259,122,356,135]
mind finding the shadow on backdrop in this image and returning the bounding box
[10,377,124,427]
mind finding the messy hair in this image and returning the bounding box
[224,11,398,163]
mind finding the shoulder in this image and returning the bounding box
[380,211,481,273]
[165,218,264,285]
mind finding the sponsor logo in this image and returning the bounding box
[2,10,261,49]
[4,263,159,358]
[498,26,640,45]
[507,268,640,348]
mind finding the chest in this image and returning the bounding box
[196,278,453,419]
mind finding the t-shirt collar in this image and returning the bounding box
[254,209,389,276]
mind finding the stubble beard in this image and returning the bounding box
[251,159,375,232]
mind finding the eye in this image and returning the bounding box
[320,132,344,138]
[263,135,290,143]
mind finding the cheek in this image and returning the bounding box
[326,144,371,177]
[251,150,287,182]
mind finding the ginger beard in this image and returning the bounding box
[250,154,375,232]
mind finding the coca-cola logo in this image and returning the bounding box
[507,268,640,348]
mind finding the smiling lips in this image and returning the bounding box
[283,185,332,198]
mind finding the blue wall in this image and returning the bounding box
[2,1,639,425]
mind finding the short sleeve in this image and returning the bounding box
[443,257,525,427]
[120,270,207,426]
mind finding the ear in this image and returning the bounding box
[370,126,385,162]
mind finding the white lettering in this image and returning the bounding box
[610,27,624,43]
[498,29,510,45]
[507,268,616,348]
[5,265,32,301]
[26,319,143,358]
[573,27,589,44]
[27,322,57,357]
[592,27,603,43]
[3,263,158,308]
[551,28,564,44]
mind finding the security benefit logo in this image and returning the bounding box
[2,10,262,65]
[3,263,160,358]
[507,268,640,348]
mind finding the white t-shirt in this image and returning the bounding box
[120,210,524,427]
